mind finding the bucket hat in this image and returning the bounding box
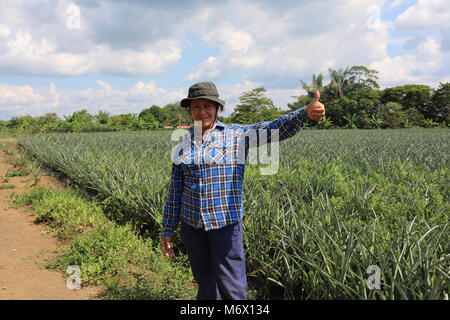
[180,81,225,111]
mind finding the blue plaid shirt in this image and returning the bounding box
[162,106,308,238]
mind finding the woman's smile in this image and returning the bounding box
[189,98,218,132]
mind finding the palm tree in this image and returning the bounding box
[300,73,324,97]
[328,67,351,98]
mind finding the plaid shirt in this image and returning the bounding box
[162,106,308,238]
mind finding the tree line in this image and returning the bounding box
[225,66,449,129]
[1,65,449,134]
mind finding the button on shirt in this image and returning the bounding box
[162,106,308,238]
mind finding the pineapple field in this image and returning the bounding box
[17,128,449,300]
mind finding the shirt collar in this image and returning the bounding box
[215,120,226,130]
[189,120,226,134]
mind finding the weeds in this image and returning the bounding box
[28,161,42,186]
[12,186,196,300]
[0,184,15,190]
[12,153,27,168]
[4,148,15,156]
[5,169,27,177]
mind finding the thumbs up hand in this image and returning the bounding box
[305,89,325,122]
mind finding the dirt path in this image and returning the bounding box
[0,138,101,299]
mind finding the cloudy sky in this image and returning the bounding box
[1,0,449,120]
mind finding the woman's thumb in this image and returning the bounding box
[313,89,320,103]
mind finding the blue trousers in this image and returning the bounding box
[181,220,247,300]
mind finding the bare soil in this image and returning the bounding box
[0,138,101,299]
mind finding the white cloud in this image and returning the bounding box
[216,79,262,114]
[214,79,305,116]
[186,0,391,86]
[204,22,254,53]
[388,0,411,10]
[127,81,185,105]
[0,83,63,119]
[0,25,11,38]
[185,56,225,81]
[0,80,187,120]
[186,0,448,89]
[0,79,301,120]
[0,84,44,106]
[0,0,184,76]
[48,83,61,109]
[394,0,450,29]
[370,36,445,86]
[0,26,182,76]
[388,36,413,45]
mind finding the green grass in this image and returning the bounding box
[11,153,27,168]
[5,169,28,177]
[0,129,32,138]
[3,148,15,156]
[12,186,197,300]
[0,184,15,189]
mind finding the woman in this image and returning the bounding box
[161,81,325,300]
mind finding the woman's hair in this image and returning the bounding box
[214,101,223,112]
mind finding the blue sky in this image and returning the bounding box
[1,0,449,120]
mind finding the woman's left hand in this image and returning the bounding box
[305,89,326,122]
[161,236,174,259]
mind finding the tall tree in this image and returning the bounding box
[346,87,382,119]
[300,73,324,96]
[7,115,35,130]
[140,105,166,125]
[163,102,191,126]
[376,102,408,128]
[137,110,159,128]
[64,109,94,123]
[324,97,358,127]
[230,87,283,124]
[327,66,351,98]
[431,82,450,123]
[36,112,60,125]
[346,65,380,91]
[108,113,136,127]
[381,85,433,118]
[95,110,110,124]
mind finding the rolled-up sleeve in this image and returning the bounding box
[162,163,184,238]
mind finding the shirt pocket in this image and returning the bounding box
[181,163,200,192]
[205,140,231,164]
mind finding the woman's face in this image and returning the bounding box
[189,98,218,130]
